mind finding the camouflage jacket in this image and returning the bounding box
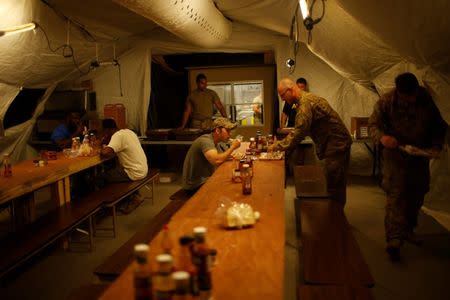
[275,92,352,159]
[368,87,447,149]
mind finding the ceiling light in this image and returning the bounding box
[298,0,325,32]
[0,22,36,37]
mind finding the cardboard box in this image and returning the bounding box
[351,117,369,139]
[293,165,328,198]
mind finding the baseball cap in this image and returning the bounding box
[212,117,237,130]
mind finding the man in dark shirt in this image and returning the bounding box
[51,112,83,150]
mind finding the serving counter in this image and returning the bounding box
[99,159,285,300]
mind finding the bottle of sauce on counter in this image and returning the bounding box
[241,164,252,195]
[192,228,212,300]
[177,236,199,296]
[3,154,12,177]
[133,244,153,300]
[231,158,241,183]
[160,224,173,255]
[249,137,256,153]
[154,254,175,300]
[172,271,192,300]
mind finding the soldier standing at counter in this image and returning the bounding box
[368,72,447,260]
[182,117,240,193]
[269,78,353,205]
[179,73,227,130]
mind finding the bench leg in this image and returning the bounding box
[88,216,94,250]
[112,206,117,238]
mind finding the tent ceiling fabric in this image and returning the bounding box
[113,0,232,48]
[47,0,159,39]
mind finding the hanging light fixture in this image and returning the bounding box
[298,0,325,31]
[0,22,36,37]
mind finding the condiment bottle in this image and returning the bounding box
[160,224,173,255]
[231,158,242,183]
[177,235,199,296]
[3,154,12,177]
[133,244,153,300]
[172,271,192,300]
[241,164,252,195]
[154,254,175,300]
[249,137,256,151]
[192,227,212,299]
[71,137,80,152]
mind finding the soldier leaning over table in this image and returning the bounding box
[269,78,353,206]
[368,72,447,261]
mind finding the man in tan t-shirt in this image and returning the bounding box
[179,73,227,130]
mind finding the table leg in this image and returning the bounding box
[11,194,35,230]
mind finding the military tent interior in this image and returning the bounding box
[0,0,449,299]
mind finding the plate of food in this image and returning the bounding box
[259,151,284,160]
[399,145,440,158]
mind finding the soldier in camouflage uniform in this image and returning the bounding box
[368,72,447,260]
[270,78,353,205]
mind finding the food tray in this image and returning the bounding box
[173,128,202,141]
[258,151,284,160]
[145,129,173,141]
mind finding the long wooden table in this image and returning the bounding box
[0,153,108,227]
[100,159,285,300]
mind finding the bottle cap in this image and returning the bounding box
[156,254,173,263]
[250,137,255,141]
[134,244,149,253]
[242,164,250,168]
[179,235,195,245]
[172,271,190,281]
[193,226,207,234]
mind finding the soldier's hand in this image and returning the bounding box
[231,139,241,150]
[380,135,398,149]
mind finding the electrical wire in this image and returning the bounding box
[35,22,93,76]
[117,62,124,97]
[40,0,97,43]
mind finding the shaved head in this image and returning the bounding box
[278,78,296,92]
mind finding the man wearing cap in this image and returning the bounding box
[269,78,353,206]
[182,117,241,192]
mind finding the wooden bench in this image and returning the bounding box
[0,193,104,279]
[298,200,374,287]
[0,170,159,280]
[94,198,188,280]
[298,285,374,300]
[94,169,160,237]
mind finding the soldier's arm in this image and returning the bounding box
[179,100,192,129]
[368,99,387,144]
[275,101,312,151]
[213,98,227,118]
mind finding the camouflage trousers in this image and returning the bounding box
[324,149,351,206]
[382,149,430,242]
[191,118,213,130]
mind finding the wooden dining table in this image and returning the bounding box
[99,159,285,300]
[0,152,108,226]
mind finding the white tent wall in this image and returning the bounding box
[75,46,151,134]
